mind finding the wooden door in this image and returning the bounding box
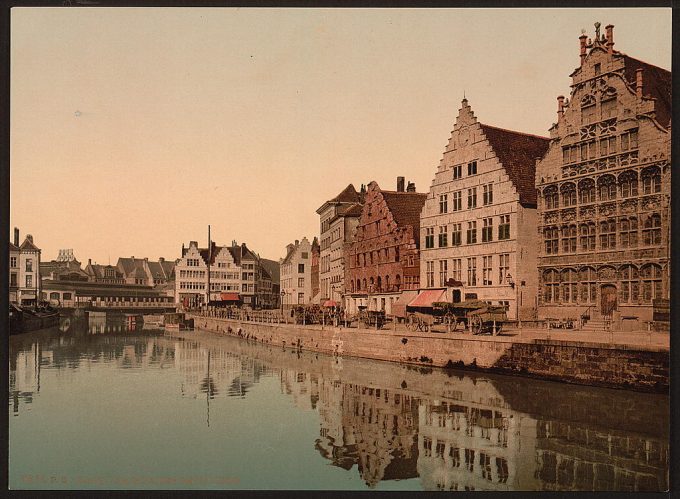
[600,284,617,317]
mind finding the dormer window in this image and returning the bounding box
[594,63,601,75]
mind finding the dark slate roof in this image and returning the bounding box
[88,264,124,279]
[117,257,145,276]
[9,242,19,251]
[621,55,672,129]
[381,191,428,240]
[479,124,550,207]
[340,202,363,217]
[198,242,219,266]
[147,261,165,280]
[19,237,40,251]
[281,245,296,265]
[159,260,175,278]
[260,259,280,284]
[330,184,361,204]
[226,246,243,266]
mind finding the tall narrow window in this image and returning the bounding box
[579,223,596,251]
[562,269,578,303]
[438,260,448,287]
[642,167,661,194]
[482,256,493,286]
[544,186,559,209]
[619,172,639,198]
[439,194,448,214]
[561,225,577,253]
[467,187,477,209]
[482,218,493,242]
[620,217,638,248]
[543,269,559,303]
[466,221,477,244]
[619,265,639,304]
[545,227,559,254]
[425,228,435,249]
[640,264,663,303]
[451,223,462,246]
[642,214,662,246]
[483,184,494,205]
[426,261,435,288]
[452,191,462,211]
[498,254,510,285]
[438,226,448,247]
[467,161,477,176]
[451,259,462,281]
[599,219,617,249]
[498,215,510,240]
[578,179,595,204]
[452,164,462,179]
[561,183,576,207]
[467,258,477,286]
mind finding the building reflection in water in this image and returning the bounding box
[9,325,668,491]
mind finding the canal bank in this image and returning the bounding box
[187,315,669,393]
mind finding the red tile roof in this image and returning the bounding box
[621,55,671,129]
[381,191,428,238]
[479,124,550,207]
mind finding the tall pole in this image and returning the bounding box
[206,225,211,308]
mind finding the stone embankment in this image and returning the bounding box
[187,314,669,393]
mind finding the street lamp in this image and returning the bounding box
[280,290,285,317]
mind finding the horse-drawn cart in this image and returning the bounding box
[406,300,508,334]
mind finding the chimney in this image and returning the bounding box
[13,227,19,246]
[295,239,299,246]
[396,176,405,192]
[159,257,164,263]
[605,24,614,54]
[26,234,33,243]
[557,95,565,120]
[88,258,92,265]
[406,182,416,192]
[190,241,197,247]
[579,33,588,66]
[636,68,643,98]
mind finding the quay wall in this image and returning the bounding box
[187,315,669,393]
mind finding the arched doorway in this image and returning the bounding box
[600,284,617,317]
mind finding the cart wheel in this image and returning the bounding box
[472,317,482,335]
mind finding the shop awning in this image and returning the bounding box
[323,300,339,308]
[391,290,418,318]
[408,289,447,308]
[220,292,241,301]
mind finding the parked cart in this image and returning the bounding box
[406,300,508,334]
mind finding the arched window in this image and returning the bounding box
[377,276,382,292]
[356,279,361,291]
[640,264,662,303]
[642,213,662,246]
[620,217,638,248]
[599,219,616,249]
[395,274,401,290]
[385,275,390,291]
[618,265,639,303]
[578,179,595,204]
[562,269,578,303]
[369,277,374,290]
[619,171,639,198]
[394,246,400,262]
[350,281,355,293]
[600,87,617,119]
[560,183,577,207]
[544,186,559,210]
[579,267,597,303]
[598,175,617,201]
[642,167,661,194]
[544,226,559,255]
[560,225,577,253]
[581,94,596,124]
[579,222,596,251]
[543,269,560,304]
[362,278,367,291]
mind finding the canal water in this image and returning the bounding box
[9,318,669,491]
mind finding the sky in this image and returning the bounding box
[10,7,671,264]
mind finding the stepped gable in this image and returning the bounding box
[621,55,672,129]
[380,190,428,237]
[479,123,550,208]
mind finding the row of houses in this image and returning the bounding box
[313,23,670,325]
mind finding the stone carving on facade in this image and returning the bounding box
[561,209,577,222]
[597,266,616,281]
[599,203,616,217]
[545,212,559,224]
[579,206,596,218]
[641,196,661,211]
[620,199,638,214]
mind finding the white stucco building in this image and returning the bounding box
[280,238,313,307]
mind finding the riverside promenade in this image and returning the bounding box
[185,310,669,393]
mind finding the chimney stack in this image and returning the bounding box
[26,234,33,244]
[396,176,405,192]
[88,258,92,265]
[295,239,299,246]
[406,182,416,192]
[13,227,19,246]
[557,95,565,120]
[605,24,614,54]
[159,257,164,263]
[579,33,588,66]
[636,68,643,98]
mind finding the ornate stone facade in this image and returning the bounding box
[536,24,671,323]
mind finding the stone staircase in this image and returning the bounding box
[580,318,611,332]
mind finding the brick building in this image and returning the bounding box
[536,23,671,327]
[345,178,426,314]
[420,99,549,319]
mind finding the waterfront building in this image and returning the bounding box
[85,259,126,284]
[260,258,281,308]
[310,237,321,303]
[238,242,275,308]
[40,249,89,282]
[419,99,549,319]
[280,238,313,307]
[9,228,42,305]
[41,279,175,309]
[345,178,426,315]
[535,24,671,326]
[316,184,365,306]
[117,256,175,287]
